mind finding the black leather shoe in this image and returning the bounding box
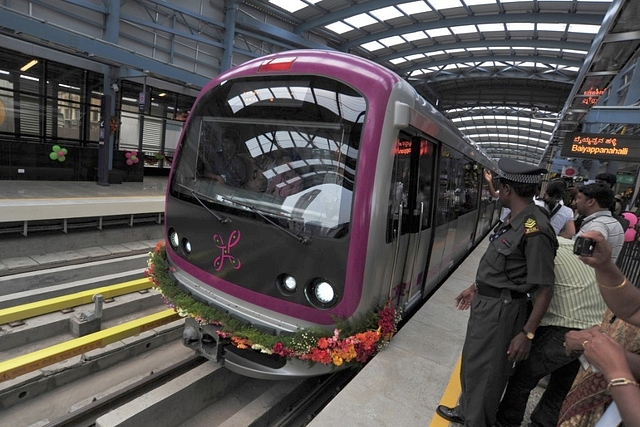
[436,405,465,424]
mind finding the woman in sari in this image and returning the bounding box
[559,231,640,427]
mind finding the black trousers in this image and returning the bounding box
[496,325,581,427]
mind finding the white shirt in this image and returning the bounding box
[577,210,625,262]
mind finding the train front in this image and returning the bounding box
[160,60,374,379]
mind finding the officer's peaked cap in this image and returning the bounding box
[497,158,547,184]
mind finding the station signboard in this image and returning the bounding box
[561,132,640,162]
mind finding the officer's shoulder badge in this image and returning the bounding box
[524,216,540,236]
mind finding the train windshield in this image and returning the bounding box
[170,75,366,238]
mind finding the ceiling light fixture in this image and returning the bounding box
[20,59,38,72]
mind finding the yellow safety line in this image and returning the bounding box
[0,278,153,325]
[430,356,462,427]
[0,309,181,383]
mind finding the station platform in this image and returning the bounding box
[0,175,168,269]
[310,239,486,427]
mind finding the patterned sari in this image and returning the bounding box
[557,309,640,427]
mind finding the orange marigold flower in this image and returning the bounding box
[331,352,344,366]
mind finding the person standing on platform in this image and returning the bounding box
[574,183,624,262]
[575,174,629,231]
[559,231,640,427]
[536,179,576,239]
[484,168,510,223]
[494,236,605,427]
[436,158,558,427]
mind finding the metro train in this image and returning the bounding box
[156,49,501,379]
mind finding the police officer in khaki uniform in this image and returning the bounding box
[437,158,558,427]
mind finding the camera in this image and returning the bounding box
[573,236,596,256]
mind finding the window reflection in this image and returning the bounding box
[171,76,366,238]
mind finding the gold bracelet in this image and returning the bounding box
[598,278,628,290]
[607,377,639,391]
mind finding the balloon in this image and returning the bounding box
[624,228,636,243]
[52,145,61,152]
[131,155,138,163]
[126,159,133,166]
[57,156,66,162]
[61,148,68,155]
[57,150,65,157]
[623,212,638,227]
[49,152,57,160]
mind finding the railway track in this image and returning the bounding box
[0,254,357,426]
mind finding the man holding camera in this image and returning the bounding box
[494,182,624,427]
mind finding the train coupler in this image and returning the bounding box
[182,317,228,363]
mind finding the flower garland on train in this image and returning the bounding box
[145,242,401,368]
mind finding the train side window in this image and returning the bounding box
[386,136,412,242]
[436,148,466,225]
[417,138,435,231]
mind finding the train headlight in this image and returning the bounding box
[283,276,297,292]
[277,274,297,295]
[182,239,192,254]
[306,279,338,308]
[168,228,179,250]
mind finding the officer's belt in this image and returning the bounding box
[476,283,528,299]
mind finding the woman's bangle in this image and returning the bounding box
[607,377,639,391]
[598,278,628,289]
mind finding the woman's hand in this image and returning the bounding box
[583,329,632,381]
[564,326,599,356]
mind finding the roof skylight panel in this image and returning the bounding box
[344,13,378,29]
[568,24,600,34]
[450,25,478,35]
[477,23,505,32]
[380,35,406,48]
[390,58,407,65]
[403,30,430,42]
[563,49,588,55]
[268,0,308,13]
[425,27,452,37]
[324,21,353,35]
[406,53,427,61]
[429,0,464,9]
[537,23,568,32]
[398,1,432,15]
[370,6,404,21]
[506,23,535,31]
[462,0,497,5]
[361,41,385,52]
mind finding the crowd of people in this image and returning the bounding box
[436,158,640,427]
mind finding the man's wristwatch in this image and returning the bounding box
[522,329,535,340]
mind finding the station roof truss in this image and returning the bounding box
[244,0,638,166]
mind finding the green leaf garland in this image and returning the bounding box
[145,242,402,368]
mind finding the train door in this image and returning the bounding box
[388,132,437,310]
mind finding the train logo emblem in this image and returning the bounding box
[213,230,242,271]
